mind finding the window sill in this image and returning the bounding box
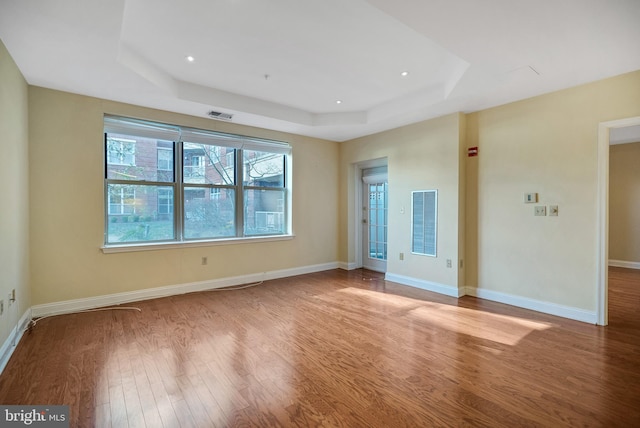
[101,234,295,254]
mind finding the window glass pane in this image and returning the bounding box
[106,133,174,182]
[184,187,235,239]
[106,184,175,243]
[183,142,234,185]
[244,189,285,235]
[243,150,284,187]
[157,188,174,217]
[157,148,173,171]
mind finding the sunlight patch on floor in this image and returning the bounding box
[336,287,423,310]
[336,287,554,346]
[409,304,553,346]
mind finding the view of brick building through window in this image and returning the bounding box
[105,133,286,243]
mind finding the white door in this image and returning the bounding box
[362,177,388,272]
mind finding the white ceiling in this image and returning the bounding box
[1,0,639,142]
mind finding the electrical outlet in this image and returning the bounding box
[201,257,208,265]
[446,259,452,268]
[549,205,559,216]
[399,252,404,261]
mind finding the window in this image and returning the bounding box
[243,149,286,235]
[208,146,221,165]
[107,138,136,166]
[157,188,173,215]
[411,190,437,256]
[226,151,234,168]
[108,186,135,215]
[104,116,291,245]
[157,147,172,171]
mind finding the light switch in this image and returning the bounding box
[524,193,538,203]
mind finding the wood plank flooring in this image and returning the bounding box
[1,268,639,427]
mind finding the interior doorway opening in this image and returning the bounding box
[597,117,640,325]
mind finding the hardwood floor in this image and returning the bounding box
[1,268,639,427]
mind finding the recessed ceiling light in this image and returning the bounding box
[336,100,342,104]
[186,56,195,62]
[401,71,409,77]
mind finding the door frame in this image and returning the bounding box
[354,157,388,270]
[596,116,640,326]
[362,174,388,272]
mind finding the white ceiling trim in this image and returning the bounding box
[0,0,639,141]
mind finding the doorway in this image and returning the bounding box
[597,117,640,325]
[358,161,388,272]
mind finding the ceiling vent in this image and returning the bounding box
[207,110,233,121]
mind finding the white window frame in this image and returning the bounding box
[103,115,292,250]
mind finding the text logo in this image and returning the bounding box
[1,406,69,427]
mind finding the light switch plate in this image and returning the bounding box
[534,206,547,216]
[524,193,538,203]
[549,205,558,216]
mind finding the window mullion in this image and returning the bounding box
[236,149,244,237]
[176,141,184,241]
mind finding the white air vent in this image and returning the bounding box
[207,110,233,121]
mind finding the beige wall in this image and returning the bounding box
[340,113,466,290]
[7,38,640,321]
[610,141,640,263]
[0,40,30,344]
[342,70,640,314]
[468,71,640,311]
[28,87,339,306]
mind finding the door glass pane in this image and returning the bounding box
[367,181,388,260]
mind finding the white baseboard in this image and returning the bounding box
[465,287,597,324]
[382,272,596,323]
[338,262,359,270]
[0,308,32,374]
[385,273,465,298]
[609,260,640,270]
[32,262,340,318]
